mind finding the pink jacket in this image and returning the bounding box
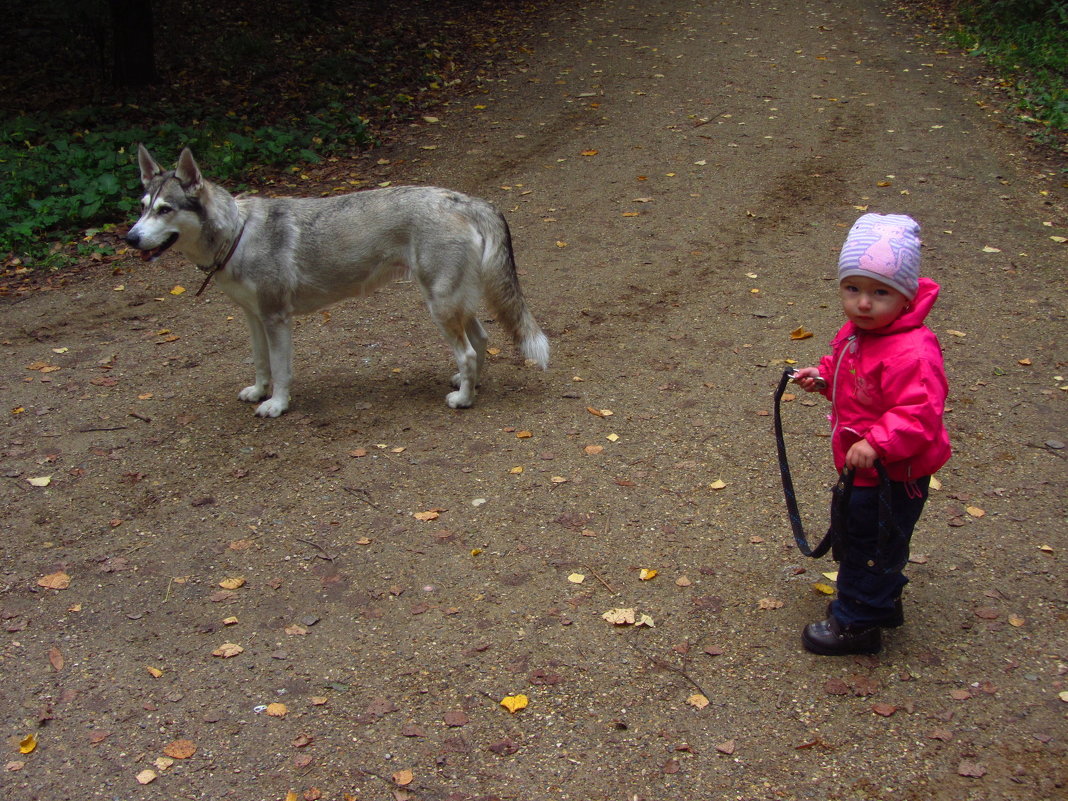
[816,277,951,486]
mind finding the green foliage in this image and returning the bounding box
[0,107,371,267]
[957,0,1068,138]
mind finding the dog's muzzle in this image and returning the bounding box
[126,231,179,261]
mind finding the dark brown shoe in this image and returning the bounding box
[803,616,882,655]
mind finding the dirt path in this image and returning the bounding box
[2,1,1065,800]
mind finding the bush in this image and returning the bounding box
[0,107,371,268]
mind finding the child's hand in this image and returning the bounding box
[791,367,827,392]
[845,439,879,470]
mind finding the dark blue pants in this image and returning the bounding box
[830,476,930,628]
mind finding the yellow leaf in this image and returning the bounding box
[509,466,524,474]
[709,479,727,490]
[136,769,157,785]
[500,694,529,713]
[639,568,657,581]
[946,329,967,337]
[218,577,246,590]
[18,734,37,754]
[550,475,568,484]
[687,694,709,709]
[286,793,300,801]
[516,430,533,439]
[965,506,985,518]
[790,326,814,340]
[813,583,835,595]
[929,476,942,491]
[981,245,1002,253]
[471,548,483,556]
[606,433,619,442]
[393,769,415,786]
[1017,358,1031,366]
[266,703,288,717]
[635,613,655,627]
[170,286,186,295]
[568,573,585,584]
[146,666,164,678]
[413,511,440,522]
[1008,614,1026,627]
[822,571,839,581]
[581,149,599,156]
[27,476,52,487]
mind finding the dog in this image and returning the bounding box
[125,145,549,417]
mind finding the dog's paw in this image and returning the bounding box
[239,385,269,403]
[446,389,474,409]
[255,397,288,417]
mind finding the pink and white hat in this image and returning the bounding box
[838,213,922,299]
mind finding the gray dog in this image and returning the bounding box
[125,146,549,416]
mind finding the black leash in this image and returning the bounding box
[774,367,898,565]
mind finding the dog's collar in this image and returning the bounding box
[195,222,246,297]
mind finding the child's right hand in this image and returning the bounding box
[791,367,827,392]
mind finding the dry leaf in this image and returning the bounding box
[602,608,636,625]
[48,647,64,672]
[687,694,709,709]
[957,761,987,778]
[813,583,835,595]
[162,739,196,759]
[635,613,655,628]
[500,694,529,714]
[584,445,604,455]
[18,735,36,755]
[146,666,164,678]
[758,598,784,610]
[413,511,440,522]
[872,703,897,717]
[790,326,814,340]
[516,430,533,439]
[266,703,288,717]
[392,769,414,786]
[965,506,986,518]
[715,740,736,755]
[638,568,657,581]
[27,476,52,487]
[567,573,585,584]
[37,572,71,590]
[586,406,613,417]
[212,642,244,658]
[709,479,727,490]
[981,246,1001,253]
[136,769,157,785]
[218,577,246,590]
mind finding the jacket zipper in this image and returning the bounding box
[829,334,856,440]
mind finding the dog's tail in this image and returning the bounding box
[480,210,550,369]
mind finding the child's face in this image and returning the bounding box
[839,275,910,330]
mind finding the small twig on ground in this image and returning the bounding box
[582,564,617,594]
[628,639,711,700]
[294,537,334,561]
[340,484,380,509]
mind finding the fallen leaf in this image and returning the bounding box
[602,608,636,625]
[146,666,164,678]
[37,572,71,590]
[443,710,469,727]
[48,647,63,672]
[170,286,186,295]
[162,739,196,759]
[218,577,246,590]
[715,740,736,755]
[584,445,604,455]
[212,643,244,658]
[516,430,533,439]
[266,703,288,717]
[1008,614,1026,627]
[981,246,1001,253]
[18,735,36,755]
[136,769,157,785]
[638,568,657,581]
[413,511,440,522]
[567,573,585,584]
[758,598,784,610]
[500,694,529,714]
[687,694,709,709]
[872,703,897,717]
[27,476,52,487]
[790,326,814,340]
[709,479,727,490]
[586,406,613,417]
[392,769,414,786]
[635,613,655,627]
[812,583,835,595]
[965,506,986,518]
[957,761,987,778]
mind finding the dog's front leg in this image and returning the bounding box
[253,313,293,417]
[238,309,272,405]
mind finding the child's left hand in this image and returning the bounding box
[845,438,879,470]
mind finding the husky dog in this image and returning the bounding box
[125,146,549,417]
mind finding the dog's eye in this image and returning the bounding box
[157,205,173,215]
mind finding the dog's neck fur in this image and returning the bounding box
[181,179,244,271]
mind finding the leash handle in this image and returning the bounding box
[775,367,899,565]
[775,367,839,557]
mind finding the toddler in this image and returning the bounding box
[793,213,951,655]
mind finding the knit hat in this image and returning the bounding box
[838,213,922,299]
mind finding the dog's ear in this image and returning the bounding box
[175,147,204,192]
[137,144,163,188]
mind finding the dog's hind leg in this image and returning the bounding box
[435,313,480,408]
[451,317,487,391]
[238,309,272,404]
